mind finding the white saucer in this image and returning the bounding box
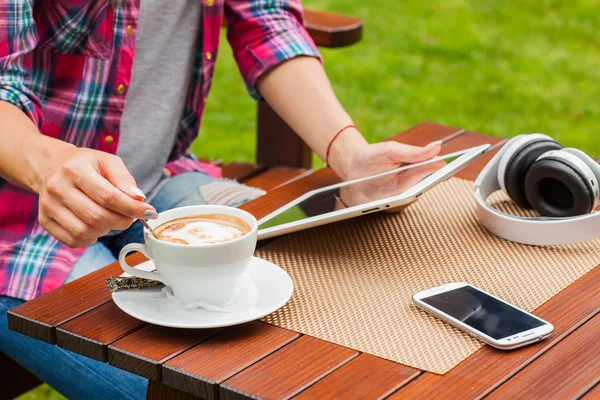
[112,256,293,329]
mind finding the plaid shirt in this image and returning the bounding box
[0,0,319,300]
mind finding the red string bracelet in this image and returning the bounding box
[325,124,356,166]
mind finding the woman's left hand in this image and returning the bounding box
[328,128,443,181]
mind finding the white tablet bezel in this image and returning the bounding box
[257,144,490,240]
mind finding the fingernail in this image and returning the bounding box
[426,140,443,148]
[143,210,159,220]
[130,186,146,200]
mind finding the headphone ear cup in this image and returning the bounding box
[504,140,563,208]
[524,159,594,217]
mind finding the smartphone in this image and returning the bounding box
[412,282,554,350]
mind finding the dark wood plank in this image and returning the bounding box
[256,101,312,169]
[294,353,420,400]
[485,312,600,400]
[244,166,312,192]
[56,301,145,362]
[580,381,600,400]
[221,161,268,182]
[108,325,220,380]
[388,121,466,146]
[220,335,359,400]
[304,9,363,48]
[7,252,146,343]
[163,322,299,400]
[147,380,203,400]
[390,264,600,399]
[0,353,42,400]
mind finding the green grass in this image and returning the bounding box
[193,0,600,164]
[21,0,600,398]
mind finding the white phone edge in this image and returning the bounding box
[412,282,554,350]
[257,144,491,241]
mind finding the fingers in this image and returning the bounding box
[61,186,135,232]
[68,162,154,219]
[38,208,98,248]
[381,140,442,164]
[395,160,447,191]
[97,155,146,200]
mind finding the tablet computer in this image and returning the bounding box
[257,144,490,240]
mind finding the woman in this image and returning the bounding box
[0,0,441,397]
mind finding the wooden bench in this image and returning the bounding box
[2,9,363,399]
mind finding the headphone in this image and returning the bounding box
[475,133,600,246]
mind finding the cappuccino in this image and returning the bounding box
[155,214,251,245]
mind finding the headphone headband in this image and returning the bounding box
[475,145,600,246]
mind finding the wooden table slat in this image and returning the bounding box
[293,353,421,400]
[7,253,145,343]
[243,166,312,192]
[221,162,268,182]
[162,322,299,400]
[579,381,600,400]
[220,336,359,400]
[108,325,220,380]
[390,265,600,399]
[485,311,600,400]
[56,301,145,362]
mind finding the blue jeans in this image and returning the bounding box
[1,172,219,399]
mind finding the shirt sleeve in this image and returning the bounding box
[0,0,44,127]
[225,0,322,100]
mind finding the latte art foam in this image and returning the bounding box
[155,214,251,245]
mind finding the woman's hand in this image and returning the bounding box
[30,143,156,248]
[327,128,443,181]
[338,158,447,210]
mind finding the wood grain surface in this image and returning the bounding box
[220,335,359,400]
[146,381,203,400]
[108,325,220,380]
[162,322,299,400]
[580,381,600,400]
[220,162,267,182]
[244,167,312,192]
[7,252,146,343]
[294,353,420,400]
[56,301,145,361]
[485,312,600,400]
[303,9,363,48]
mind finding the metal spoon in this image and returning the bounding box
[139,216,159,239]
[119,188,159,238]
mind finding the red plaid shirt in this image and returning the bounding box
[0,0,319,300]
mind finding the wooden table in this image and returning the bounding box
[8,123,600,400]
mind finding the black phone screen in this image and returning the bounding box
[421,285,546,339]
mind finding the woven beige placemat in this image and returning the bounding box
[256,178,600,374]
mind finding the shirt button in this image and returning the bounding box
[126,25,134,35]
[116,84,126,95]
[206,0,214,5]
[205,51,212,60]
[104,135,114,145]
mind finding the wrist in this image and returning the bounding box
[24,135,76,193]
[327,127,368,180]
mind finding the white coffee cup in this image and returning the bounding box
[118,205,258,306]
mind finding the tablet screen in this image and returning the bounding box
[258,150,466,231]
